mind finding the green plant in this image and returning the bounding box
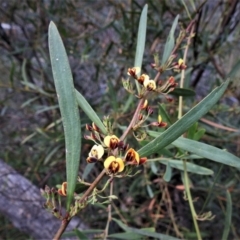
[42,3,240,240]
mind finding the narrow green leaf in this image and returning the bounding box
[158,104,172,125]
[21,96,39,108]
[80,229,104,234]
[193,128,205,141]
[187,122,198,140]
[173,137,240,169]
[170,87,196,97]
[112,218,180,240]
[75,182,89,194]
[48,21,81,210]
[149,158,213,175]
[44,144,62,165]
[147,185,154,198]
[150,161,158,175]
[75,89,107,135]
[227,58,240,78]
[123,5,148,111]
[108,232,143,240]
[148,130,240,169]
[163,161,172,181]
[180,0,192,19]
[74,229,89,240]
[82,163,95,180]
[134,4,148,92]
[221,190,232,240]
[21,58,28,86]
[21,80,53,97]
[138,80,230,157]
[109,228,155,239]
[161,15,179,65]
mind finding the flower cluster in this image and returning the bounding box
[85,123,147,175]
[173,58,187,71]
[127,67,178,96]
[127,67,157,91]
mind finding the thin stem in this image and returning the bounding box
[104,177,114,240]
[178,23,195,119]
[120,98,145,141]
[177,22,201,239]
[183,160,202,240]
[164,184,183,238]
[79,169,106,203]
[53,216,71,240]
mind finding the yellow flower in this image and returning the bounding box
[104,156,125,174]
[178,58,184,66]
[58,182,67,196]
[137,74,149,85]
[143,79,156,91]
[124,148,140,165]
[141,99,148,109]
[87,144,104,163]
[174,58,187,70]
[104,135,120,149]
[150,115,167,128]
[127,67,140,77]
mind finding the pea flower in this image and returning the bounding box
[173,58,187,71]
[141,99,148,109]
[58,182,67,196]
[104,156,125,174]
[127,67,140,78]
[150,115,167,128]
[124,148,140,165]
[143,79,156,91]
[87,144,104,163]
[137,74,150,85]
[104,135,120,149]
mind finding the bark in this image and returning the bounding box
[0,159,87,239]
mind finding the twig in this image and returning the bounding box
[183,160,202,240]
[104,177,114,240]
[178,21,195,119]
[177,21,202,239]
[53,218,71,240]
[120,98,145,141]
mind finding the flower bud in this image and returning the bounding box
[86,124,93,131]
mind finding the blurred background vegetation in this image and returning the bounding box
[0,0,240,239]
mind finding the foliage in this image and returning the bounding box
[0,0,240,239]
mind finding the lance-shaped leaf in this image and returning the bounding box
[138,80,230,157]
[163,161,172,181]
[161,15,179,65]
[148,130,240,169]
[112,218,180,240]
[134,4,148,92]
[149,158,213,175]
[75,89,107,135]
[123,4,148,112]
[170,87,196,97]
[222,190,232,240]
[49,21,81,210]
